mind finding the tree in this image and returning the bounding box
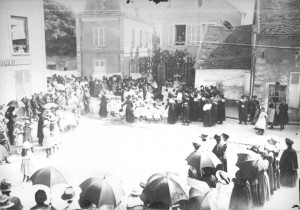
[44,0,76,56]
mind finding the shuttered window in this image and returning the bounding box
[93,27,104,47]
[186,25,192,46]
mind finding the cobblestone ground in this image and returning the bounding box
[0,113,299,209]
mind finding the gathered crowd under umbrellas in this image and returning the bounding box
[0,73,298,210]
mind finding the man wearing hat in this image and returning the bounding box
[249,95,259,123]
[0,179,23,210]
[238,95,248,125]
[279,138,298,187]
[221,133,229,172]
[182,102,190,126]
[212,134,225,170]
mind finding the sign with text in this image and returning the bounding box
[0,58,32,66]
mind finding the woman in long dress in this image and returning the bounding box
[167,99,177,124]
[203,100,213,127]
[276,100,289,130]
[279,138,298,187]
[99,94,108,118]
[42,120,52,158]
[267,98,277,129]
[122,96,134,123]
[0,131,10,164]
[254,106,267,135]
[229,170,252,210]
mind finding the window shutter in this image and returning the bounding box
[168,25,174,46]
[186,25,192,46]
[195,25,201,46]
[192,25,196,46]
[100,28,104,47]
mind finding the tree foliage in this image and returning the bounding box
[148,48,191,65]
[44,0,76,56]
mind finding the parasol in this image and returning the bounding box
[186,151,222,170]
[140,172,189,206]
[79,176,125,208]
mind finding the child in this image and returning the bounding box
[13,122,24,154]
[162,102,168,123]
[182,102,190,126]
[21,141,33,182]
[153,103,161,123]
[255,106,268,135]
[145,105,153,122]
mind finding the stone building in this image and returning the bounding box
[161,0,245,57]
[252,0,300,121]
[76,0,154,78]
[194,25,252,99]
[0,0,46,104]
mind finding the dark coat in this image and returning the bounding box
[277,103,289,125]
[218,99,226,122]
[279,146,298,187]
[99,96,108,117]
[182,105,190,122]
[238,100,248,123]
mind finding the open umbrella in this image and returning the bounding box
[7,100,25,108]
[186,151,222,170]
[140,172,189,206]
[235,150,265,180]
[29,167,68,204]
[43,103,58,110]
[79,176,125,208]
[29,167,68,188]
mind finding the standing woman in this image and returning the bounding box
[167,99,177,124]
[5,107,17,145]
[254,106,268,135]
[42,120,52,158]
[122,95,134,123]
[210,93,219,125]
[99,93,108,118]
[238,95,248,125]
[267,98,277,129]
[277,99,289,130]
[217,94,226,124]
[23,120,34,144]
[203,99,213,127]
[37,110,44,146]
[279,138,298,187]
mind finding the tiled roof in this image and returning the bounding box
[195,25,252,69]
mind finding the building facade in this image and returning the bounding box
[161,0,245,57]
[0,0,47,104]
[194,25,252,99]
[76,0,154,78]
[252,0,300,121]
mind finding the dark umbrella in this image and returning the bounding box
[79,176,125,208]
[236,150,265,180]
[7,100,25,108]
[29,167,68,188]
[186,151,221,170]
[140,172,189,206]
[29,167,68,204]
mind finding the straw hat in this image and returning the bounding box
[0,195,14,209]
[22,141,31,150]
[61,186,75,200]
[130,187,142,196]
[199,134,208,140]
[43,120,50,126]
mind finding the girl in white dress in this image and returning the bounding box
[255,106,268,135]
[20,141,33,182]
[13,122,24,154]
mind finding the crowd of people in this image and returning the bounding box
[237,95,290,136]
[0,73,298,210]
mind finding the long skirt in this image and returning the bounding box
[257,171,271,206]
[99,104,108,117]
[20,159,34,176]
[229,182,252,210]
[280,170,298,187]
[203,110,213,127]
[125,108,134,123]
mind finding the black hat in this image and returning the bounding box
[214,134,221,141]
[285,138,294,146]
[222,133,229,140]
[61,186,75,201]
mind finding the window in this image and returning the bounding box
[268,85,286,103]
[93,60,105,75]
[175,25,186,46]
[289,72,300,108]
[197,0,204,8]
[93,27,104,47]
[11,16,29,54]
[140,30,143,47]
[131,29,135,47]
